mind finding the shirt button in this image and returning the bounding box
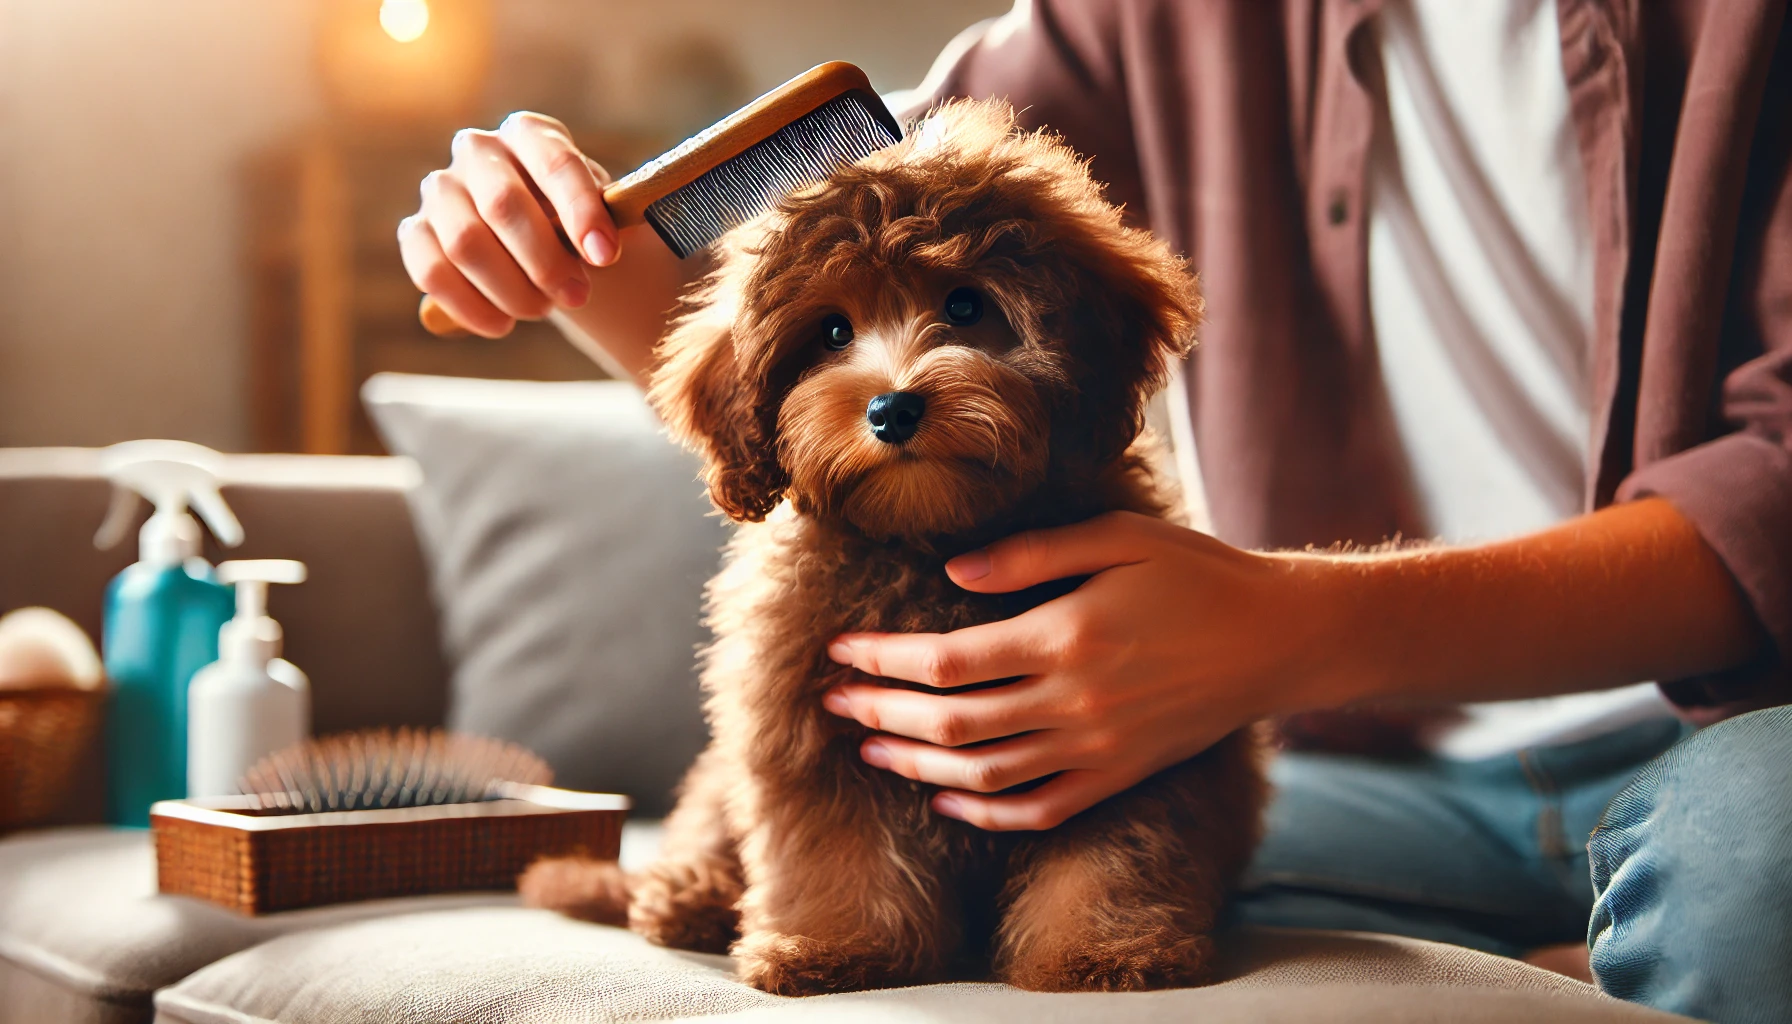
[1327,192,1350,226]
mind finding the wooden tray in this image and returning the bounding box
[151,785,627,915]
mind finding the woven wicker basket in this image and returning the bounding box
[0,685,106,829]
[152,786,629,915]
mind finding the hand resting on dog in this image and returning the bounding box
[824,496,1764,831]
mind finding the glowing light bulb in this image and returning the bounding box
[379,0,429,43]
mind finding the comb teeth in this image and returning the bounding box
[644,93,901,258]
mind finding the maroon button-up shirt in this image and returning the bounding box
[915,0,1792,718]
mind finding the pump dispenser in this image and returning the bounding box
[97,441,241,825]
[188,560,311,798]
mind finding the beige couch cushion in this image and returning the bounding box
[3,826,1689,1024]
[0,823,665,1019]
[153,906,1683,1024]
[0,829,513,1016]
[695,984,1688,1023]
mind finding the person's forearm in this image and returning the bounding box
[1298,497,1767,709]
[554,224,698,386]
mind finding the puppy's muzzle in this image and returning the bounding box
[866,391,925,444]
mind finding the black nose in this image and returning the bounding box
[866,391,925,444]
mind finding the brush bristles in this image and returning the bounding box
[645,92,901,258]
[238,728,553,814]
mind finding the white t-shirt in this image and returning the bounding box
[1367,0,1673,758]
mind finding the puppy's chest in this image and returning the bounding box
[715,518,1090,690]
[792,546,1068,646]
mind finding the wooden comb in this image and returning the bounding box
[418,61,902,337]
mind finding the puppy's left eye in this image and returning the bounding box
[943,287,983,326]
[821,313,854,350]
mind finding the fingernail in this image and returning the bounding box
[822,690,851,716]
[947,550,991,582]
[559,273,589,307]
[933,794,965,819]
[861,741,892,769]
[583,230,616,266]
[826,641,854,664]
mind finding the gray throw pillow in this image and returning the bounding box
[363,373,724,815]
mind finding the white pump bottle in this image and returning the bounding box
[187,559,311,798]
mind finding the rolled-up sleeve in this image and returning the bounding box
[1620,137,1792,715]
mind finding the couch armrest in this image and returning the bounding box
[0,449,449,823]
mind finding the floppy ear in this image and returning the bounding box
[646,279,790,522]
[1056,223,1202,462]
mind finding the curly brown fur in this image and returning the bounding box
[518,856,629,927]
[524,100,1267,994]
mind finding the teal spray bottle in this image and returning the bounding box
[94,441,242,826]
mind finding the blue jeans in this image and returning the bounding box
[1231,706,1792,1023]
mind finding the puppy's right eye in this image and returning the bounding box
[944,287,983,326]
[822,314,854,350]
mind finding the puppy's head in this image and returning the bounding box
[648,99,1199,540]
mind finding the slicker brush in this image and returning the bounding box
[238,728,552,814]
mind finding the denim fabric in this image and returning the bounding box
[1587,706,1792,1023]
[1231,710,1792,1022]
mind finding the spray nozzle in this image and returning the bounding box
[215,560,307,668]
[94,440,243,565]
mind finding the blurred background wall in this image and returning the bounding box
[0,0,1007,451]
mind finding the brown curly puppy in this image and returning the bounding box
[520,99,1266,995]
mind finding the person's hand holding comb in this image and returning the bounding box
[399,110,619,340]
[399,63,901,359]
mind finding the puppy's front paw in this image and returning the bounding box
[734,931,926,996]
[628,859,742,954]
[1001,933,1215,992]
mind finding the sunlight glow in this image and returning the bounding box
[379,0,430,43]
